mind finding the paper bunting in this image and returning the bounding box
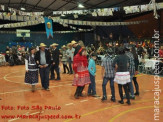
[157,2,163,9]
[141,5,148,12]
[131,6,140,13]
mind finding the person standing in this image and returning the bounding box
[35,43,51,91]
[71,40,81,56]
[88,53,99,97]
[49,45,54,80]
[73,48,91,99]
[131,47,140,96]
[25,47,38,92]
[125,47,135,99]
[61,45,69,74]
[51,43,61,80]
[113,47,131,105]
[101,50,116,102]
[66,43,75,74]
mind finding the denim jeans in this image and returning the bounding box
[54,65,60,80]
[102,77,115,99]
[68,59,73,74]
[88,73,96,95]
[128,74,135,96]
[39,66,50,89]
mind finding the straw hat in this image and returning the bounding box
[67,43,72,46]
[71,40,77,45]
[62,45,66,48]
[51,43,59,47]
[6,51,9,54]
[39,43,46,47]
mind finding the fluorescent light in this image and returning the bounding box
[78,4,84,8]
[20,7,25,11]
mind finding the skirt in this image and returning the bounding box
[114,72,130,85]
[73,68,91,86]
[25,70,38,85]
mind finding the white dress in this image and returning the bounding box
[114,72,130,85]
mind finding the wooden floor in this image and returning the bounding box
[0,65,162,122]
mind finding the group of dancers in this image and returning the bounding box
[24,40,140,105]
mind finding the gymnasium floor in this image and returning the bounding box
[0,65,162,122]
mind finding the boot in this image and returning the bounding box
[126,100,131,105]
[118,100,124,104]
[74,87,80,99]
[133,77,139,96]
[79,86,85,97]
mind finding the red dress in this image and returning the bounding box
[72,49,91,86]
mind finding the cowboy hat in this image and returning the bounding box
[62,45,66,48]
[39,43,46,47]
[67,43,72,46]
[71,40,77,45]
[6,51,9,54]
[51,43,59,47]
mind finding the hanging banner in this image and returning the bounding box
[44,17,53,39]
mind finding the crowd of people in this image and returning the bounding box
[0,40,163,105]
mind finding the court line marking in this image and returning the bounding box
[65,103,74,106]
[63,98,163,122]
[80,100,88,103]
[0,83,72,95]
[0,71,148,96]
[109,105,163,122]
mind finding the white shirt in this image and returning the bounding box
[66,48,75,61]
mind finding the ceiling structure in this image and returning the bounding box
[0,0,160,15]
[0,0,162,37]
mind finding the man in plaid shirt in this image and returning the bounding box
[101,50,116,102]
[125,46,135,99]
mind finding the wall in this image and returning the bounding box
[0,32,94,52]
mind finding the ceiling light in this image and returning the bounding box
[20,7,26,11]
[78,4,84,8]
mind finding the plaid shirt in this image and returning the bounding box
[125,52,135,75]
[101,55,115,78]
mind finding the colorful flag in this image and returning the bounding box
[44,17,53,39]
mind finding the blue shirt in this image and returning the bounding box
[88,58,96,76]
